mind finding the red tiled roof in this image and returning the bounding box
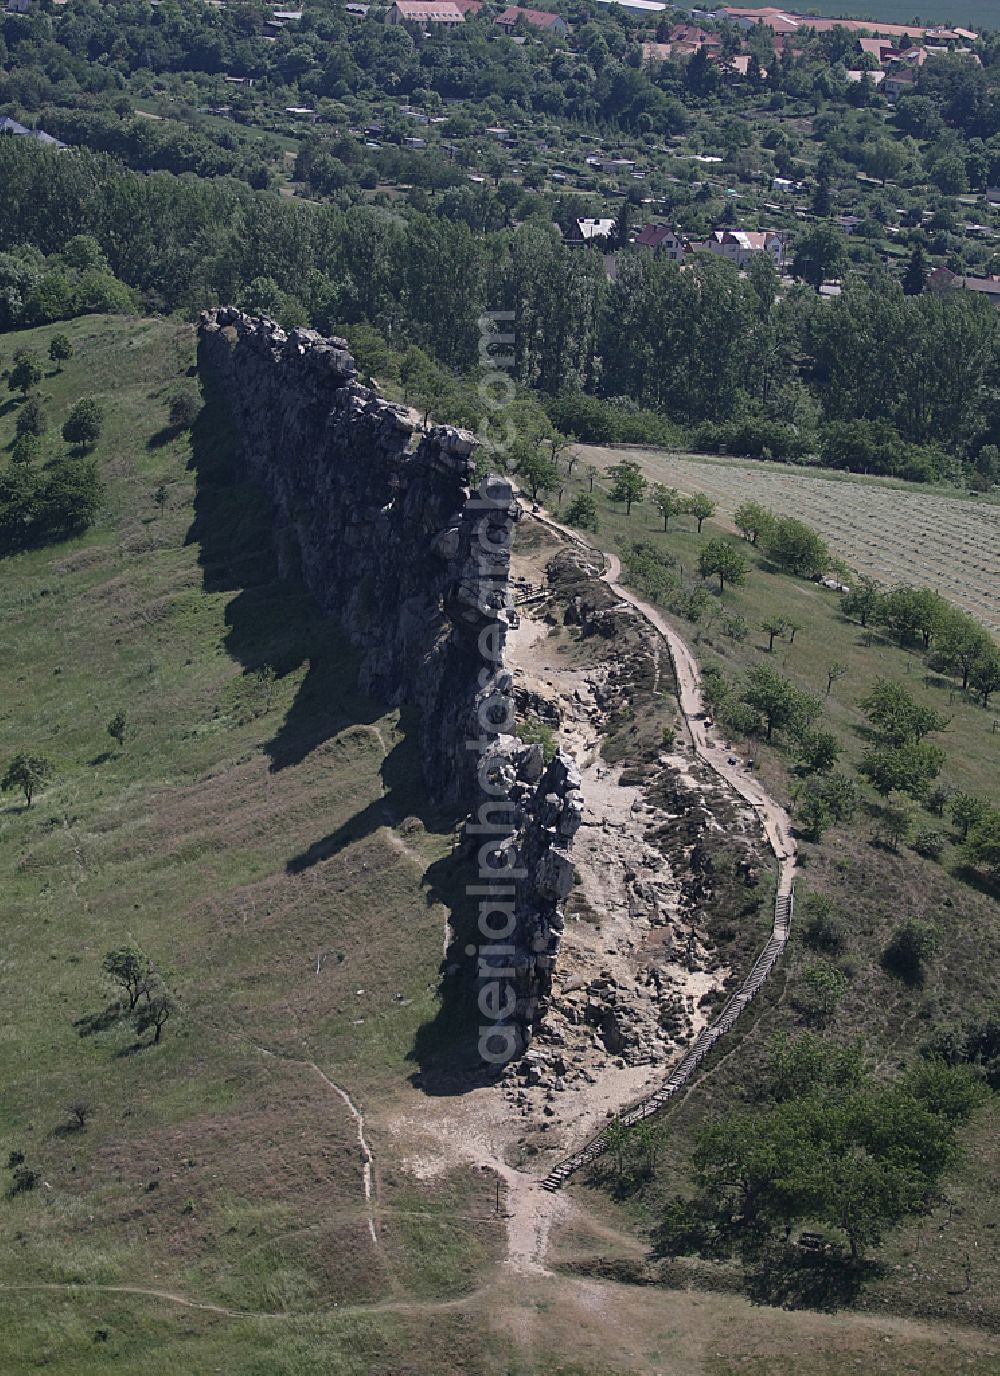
[495,5,564,28]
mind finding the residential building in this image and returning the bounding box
[707,227,785,267]
[568,217,616,243]
[929,267,1000,309]
[856,36,896,63]
[635,223,689,260]
[495,5,568,33]
[387,0,465,24]
[884,66,916,99]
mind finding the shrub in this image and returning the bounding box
[167,389,200,430]
[913,829,945,860]
[791,963,848,1026]
[801,893,847,954]
[883,919,939,984]
[759,514,830,577]
[564,492,599,532]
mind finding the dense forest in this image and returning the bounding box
[4,0,1000,488]
[3,135,1000,486]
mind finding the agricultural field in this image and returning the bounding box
[577,446,1000,635]
[815,1,997,26]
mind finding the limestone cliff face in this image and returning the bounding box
[198,307,576,1052]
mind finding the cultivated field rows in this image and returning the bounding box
[579,448,1000,635]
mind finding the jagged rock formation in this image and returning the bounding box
[198,307,577,1055]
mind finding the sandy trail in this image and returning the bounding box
[513,505,798,1195]
[601,549,797,893]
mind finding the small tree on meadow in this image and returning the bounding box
[514,442,559,501]
[733,500,774,545]
[699,538,747,592]
[970,649,1000,709]
[949,792,989,841]
[102,946,155,1011]
[63,398,104,451]
[11,433,41,466]
[965,811,1000,878]
[762,616,786,652]
[9,352,43,396]
[873,794,915,851]
[134,991,176,1045]
[2,753,52,807]
[651,483,685,531]
[826,662,848,696]
[67,1100,92,1130]
[608,461,646,514]
[107,710,127,749]
[48,334,73,369]
[686,492,716,533]
[841,578,881,629]
[16,397,48,438]
[794,728,841,775]
[742,665,819,742]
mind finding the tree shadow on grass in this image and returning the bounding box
[186,357,481,1085]
[743,1243,875,1313]
[147,423,184,451]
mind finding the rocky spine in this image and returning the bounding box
[198,308,578,1053]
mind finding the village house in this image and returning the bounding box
[929,267,1000,310]
[0,116,67,147]
[635,223,689,260]
[567,217,616,244]
[495,5,568,34]
[884,66,916,100]
[386,0,465,24]
[856,36,897,64]
[707,227,785,268]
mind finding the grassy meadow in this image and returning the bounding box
[0,316,506,1373]
[2,315,999,1371]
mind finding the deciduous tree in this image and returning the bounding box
[651,483,685,531]
[62,398,104,451]
[687,491,716,533]
[699,538,747,592]
[2,752,52,807]
[608,460,646,514]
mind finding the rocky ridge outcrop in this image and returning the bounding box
[198,307,577,1054]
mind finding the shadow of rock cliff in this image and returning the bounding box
[185,367,482,1081]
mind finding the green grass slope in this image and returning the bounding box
[0,317,502,1373]
[552,457,1000,1331]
